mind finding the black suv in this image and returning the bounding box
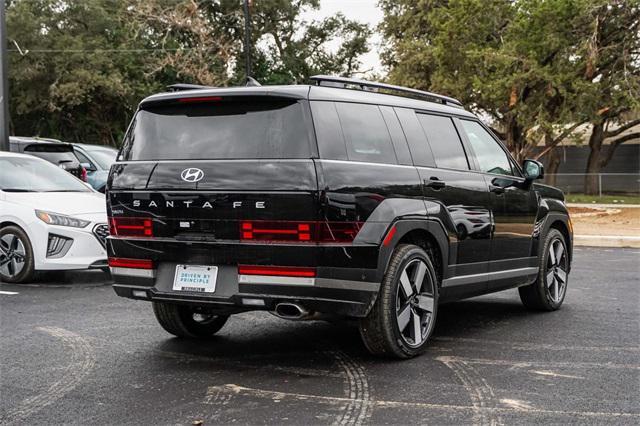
[107,76,572,358]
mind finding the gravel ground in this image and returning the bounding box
[570,206,640,236]
[1,247,639,425]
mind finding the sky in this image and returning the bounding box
[302,0,385,75]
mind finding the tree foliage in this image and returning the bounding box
[6,0,371,145]
[380,0,640,175]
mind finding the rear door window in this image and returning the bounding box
[417,114,469,171]
[379,106,412,165]
[395,108,436,167]
[121,98,311,160]
[312,101,398,164]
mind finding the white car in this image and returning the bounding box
[0,152,108,283]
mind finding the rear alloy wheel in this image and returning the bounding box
[519,228,569,311]
[152,301,229,339]
[360,244,438,358]
[0,226,35,283]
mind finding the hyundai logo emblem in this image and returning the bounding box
[180,168,204,183]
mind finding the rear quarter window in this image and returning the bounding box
[121,98,311,160]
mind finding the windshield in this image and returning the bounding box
[0,156,91,192]
[85,148,117,169]
[120,98,311,161]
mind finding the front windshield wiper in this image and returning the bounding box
[1,189,37,192]
[42,190,87,192]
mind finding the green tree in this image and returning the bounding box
[7,0,150,145]
[574,0,640,195]
[379,0,639,184]
[7,0,372,145]
[238,0,371,84]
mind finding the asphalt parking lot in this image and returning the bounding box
[1,247,638,425]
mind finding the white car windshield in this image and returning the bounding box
[0,156,91,192]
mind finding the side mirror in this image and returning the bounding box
[81,162,96,172]
[523,159,544,181]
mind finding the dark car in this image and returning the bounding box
[9,137,87,182]
[106,76,572,359]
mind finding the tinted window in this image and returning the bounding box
[379,106,412,165]
[417,114,469,170]
[310,101,347,160]
[460,120,513,176]
[395,108,436,167]
[335,103,397,164]
[0,156,90,192]
[23,144,79,165]
[312,102,398,164]
[121,98,310,160]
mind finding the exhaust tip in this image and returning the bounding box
[274,303,307,320]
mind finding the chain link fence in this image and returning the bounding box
[544,173,640,197]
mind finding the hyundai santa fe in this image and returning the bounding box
[106,75,572,358]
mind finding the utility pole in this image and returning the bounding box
[0,1,9,151]
[242,0,252,82]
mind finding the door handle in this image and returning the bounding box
[490,184,505,195]
[424,177,446,190]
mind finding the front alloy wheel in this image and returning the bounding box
[0,226,35,283]
[519,228,569,311]
[545,238,568,304]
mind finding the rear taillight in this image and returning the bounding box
[239,221,362,243]
[80,167,87,182]
[178,96,223,103]
[238,265,316,278]
[108,257,153,269]
[109,217,153,237]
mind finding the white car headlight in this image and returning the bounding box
[35,210,90,228]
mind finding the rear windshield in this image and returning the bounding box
[120,98,311,161]
[24,144,78,165]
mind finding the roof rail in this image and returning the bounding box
[167,83,216,92]
[309,75,463,108]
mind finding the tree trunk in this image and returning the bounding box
[543,132,561,187]
[584,122,604,195]
[505,113,525,162]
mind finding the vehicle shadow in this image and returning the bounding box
[17,269,112,286]
[152,293,544,364]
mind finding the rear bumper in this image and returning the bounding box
[111,263,380,317]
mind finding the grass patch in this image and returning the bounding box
[565,194,640,205]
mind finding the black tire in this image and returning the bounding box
[519,228,569,311]
[359,244,439,359]
[152,302,229,338]
[0,225,35,284]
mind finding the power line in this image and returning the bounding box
[7,47,213,54]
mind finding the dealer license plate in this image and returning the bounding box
[172,265,218,293]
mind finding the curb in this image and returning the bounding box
[574,235,640,248]
[568,203,640,209]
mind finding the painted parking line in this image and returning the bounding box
[0,290,18,295]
